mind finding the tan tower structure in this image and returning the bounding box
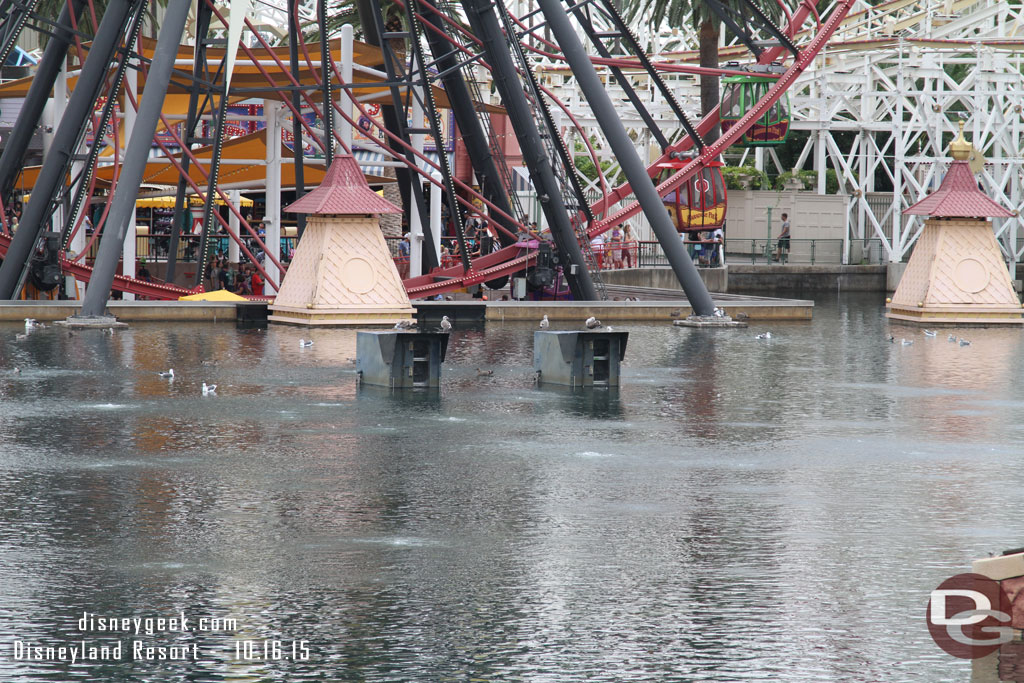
[268,155,416,326]
[887,122,1022,325]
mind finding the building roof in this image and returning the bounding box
[904,161,1014,219]
[285,155,401,216]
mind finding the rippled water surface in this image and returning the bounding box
[1,293,1022,682]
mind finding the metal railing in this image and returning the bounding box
[633,238,894,267]
[735,239,845,265]
[78,235,298,265]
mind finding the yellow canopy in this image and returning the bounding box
[179,289,247,301]
[135,195,255,208]
[19,129,394,189]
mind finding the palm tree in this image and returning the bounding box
[29,0,170,41]
[625,0,787,135]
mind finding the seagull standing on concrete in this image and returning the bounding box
[394,319,416,330]
[440,315,452,332]
[539,315,550,329]
[585,317,601,329]
[201,382,217,396]
[158,369,175,379]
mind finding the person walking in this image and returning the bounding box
[775,213,791,263]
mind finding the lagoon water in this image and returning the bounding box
[1,293,1022,682]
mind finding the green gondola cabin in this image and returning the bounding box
[657,160,727,233]
[720,74,790,146]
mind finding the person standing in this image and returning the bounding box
[609,226,623,269]
[710,225,724,267]
[590,232,605,269]
[775,212,791,262]
[250,266,264,296]
[397,233,411,278]
[622,225,635,268]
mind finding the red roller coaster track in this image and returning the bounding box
[0,0,855,302]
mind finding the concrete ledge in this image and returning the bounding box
[0,300,239,322]
[482,299,812,322]
[728,264,887,292]
[601,267,727,293]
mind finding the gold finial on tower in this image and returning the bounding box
[949,119,972,161]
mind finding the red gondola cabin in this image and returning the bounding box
[658,160,727,233]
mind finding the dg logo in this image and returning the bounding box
[927,573,1013,659]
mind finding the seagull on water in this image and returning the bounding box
[901,339,913,346]
[158,369,174,379]
[201,382,217,396]
[539,315,550,329]
[948,334,957,343]
[585,316,601,329]
[959,339,971,346]
[440,315,452,333]
[299,339,314,348]
[923,329,937,337]
[476,368,494,377]
[24,318,39,330]
[887,335,895,343]
[15,332,27,341]
[756,332,772,340]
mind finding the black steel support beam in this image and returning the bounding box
[590,0,705,151]
[79,0,191,317]
[537,0,715,315]
[288,0,306,239]
[704,0,763,60]
[463,0,597,301]
[0,0,136,299]
[357,0,440,273]
[61,0,150,247]
[317,0,334,166]
[565,0,669,150]
[167,0,214,283]
[419,0,517,248]
[0,0,86,208]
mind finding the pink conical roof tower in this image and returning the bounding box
[286,155,401,216]
[887,120,1022,325]
[904,124,1013,219]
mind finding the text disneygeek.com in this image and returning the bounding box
[5,612,310,663]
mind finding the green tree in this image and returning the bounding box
[29,0,169,40]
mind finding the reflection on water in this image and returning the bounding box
[1,293,1022,681]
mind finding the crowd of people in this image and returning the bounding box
[208,252,265,296]
[685,226,725,267]
[589,224,637,270]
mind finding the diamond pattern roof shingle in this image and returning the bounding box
[904,161,1013,219]
[285,155,401,216]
